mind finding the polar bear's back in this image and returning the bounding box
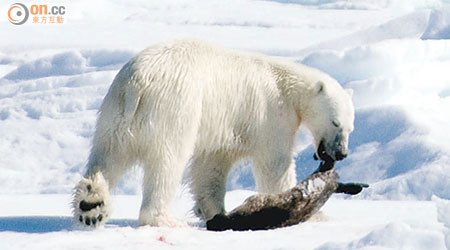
[130,39,277,90]
[156,40,294,152]
[102,40,300,154]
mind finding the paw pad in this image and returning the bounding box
[73,173,110,228]
[79,200,104,212]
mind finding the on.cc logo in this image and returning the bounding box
[8,3,29,25]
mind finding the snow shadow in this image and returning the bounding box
[227,105,435,187]
[0,217,138,233]
[263,0,342,7]
[0,216,73,233]
[3,49,134,81]
[294,106,438,184]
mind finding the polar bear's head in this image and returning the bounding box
[303,79,354,163]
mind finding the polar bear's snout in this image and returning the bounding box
[334,145,348,161]
[335,150,347,161]
[332,134,348,161]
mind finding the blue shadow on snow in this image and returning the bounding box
[0,216,138,233]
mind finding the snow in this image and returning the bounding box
[0,193,447,250]
[434,196,450,249]
[1,0,450,249]
[422,6,450,39]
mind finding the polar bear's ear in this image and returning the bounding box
[314,81,325,95]
[345,88,354,98]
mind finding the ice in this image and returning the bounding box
[1,0,450,248]
[302,39,450,85]
[4,51,89,80]
[422,6,450,39]
[301,10,431,54]
[4,50,134,81]
[0,0,448,199]
[433,196,450,249]
[318,222,445,250]
[266,0,443,10]
[298,12,450,199]
[0,194,447,250]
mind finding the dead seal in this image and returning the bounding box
[207,161,368,231]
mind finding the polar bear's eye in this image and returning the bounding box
[332,121,340,128]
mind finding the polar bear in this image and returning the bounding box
[72,39,354,227]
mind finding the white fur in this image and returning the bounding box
[72,39,354,226]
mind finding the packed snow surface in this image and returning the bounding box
[1,0,450,249]
[0,193,448,250]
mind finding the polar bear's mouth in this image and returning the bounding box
[314,141,336,172]
[315,140,335,163]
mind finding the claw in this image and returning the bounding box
[85,217,91,226]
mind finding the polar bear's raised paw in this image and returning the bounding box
[73,172,111,228]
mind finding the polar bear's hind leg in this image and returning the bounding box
[138,131,198,227]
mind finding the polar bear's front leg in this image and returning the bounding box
[253,154,297,194]
[72,172,111,227]
[189,152,234,221]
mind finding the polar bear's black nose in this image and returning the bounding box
[335,151,347,161]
